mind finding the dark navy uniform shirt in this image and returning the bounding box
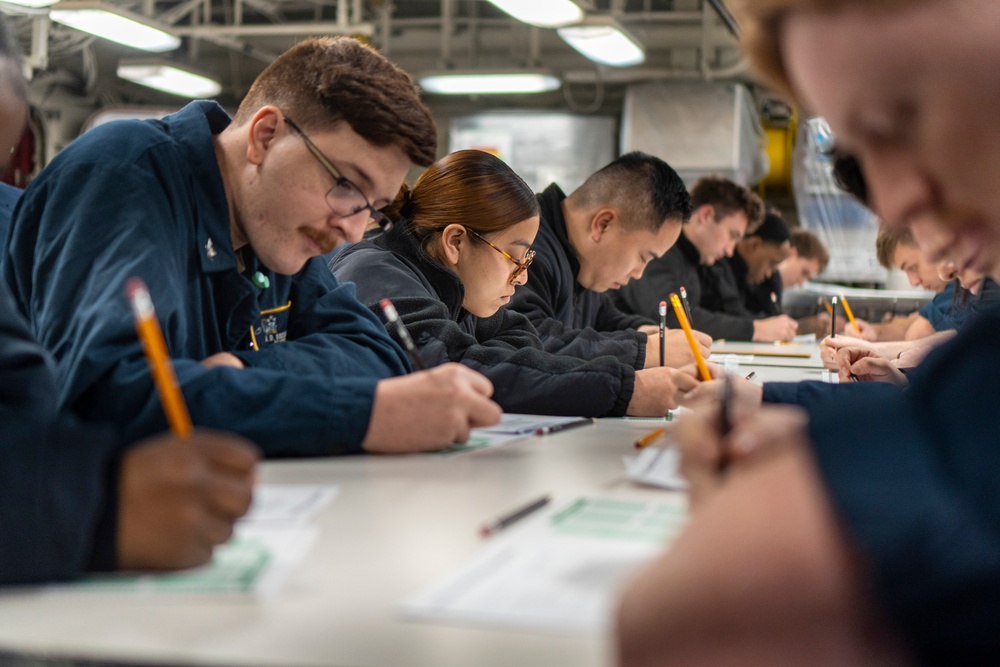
[806,303,1000,664]
[919,278,1000,332]
[3,101,409,457]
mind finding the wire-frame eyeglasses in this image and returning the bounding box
[284,116,392,232]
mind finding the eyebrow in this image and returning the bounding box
[330,157,394,206]
[509,239,532,249]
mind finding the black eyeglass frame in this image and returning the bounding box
[283,116,392,232]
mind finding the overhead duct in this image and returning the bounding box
[620,81,768,187]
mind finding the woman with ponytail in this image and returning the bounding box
[331,149,690,417]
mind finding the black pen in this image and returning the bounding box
[379,298,426,370]
[744,371,756,381]
[830,296,838,339]
[658,300,667,367]
[717,373,734,474]
[536,417,595,436]
[679,286,694,326]
[480,495,551,537]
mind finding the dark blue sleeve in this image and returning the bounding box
[762,380,901,410]
[0,286,122,585]
[0,182,21,243]
[804,310,1000,665]
[918,281,960,331]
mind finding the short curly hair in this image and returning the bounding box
[689,175,764,229]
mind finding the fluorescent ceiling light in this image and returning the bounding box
[118,62,221,98]
[2,0,60,8]
[485,0,583,29]
[557,21,646,67]
[420,72,561,95]
[50,2,181,52]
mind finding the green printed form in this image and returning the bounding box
[74,538,272,594]
[550,497,686,544]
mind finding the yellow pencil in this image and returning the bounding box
[840,295,860,334]
[126,277,193,438]
[669,293,712,381]
[823,299,834,316]
[634,428,666,448]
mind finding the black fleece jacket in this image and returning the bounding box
[329,223,636,417]
[508,184,652,363]
[612,233,756,340]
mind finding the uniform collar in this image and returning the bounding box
[164,101,239,275]
[537,183,581,277]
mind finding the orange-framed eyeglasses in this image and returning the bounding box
[465,227,535,283]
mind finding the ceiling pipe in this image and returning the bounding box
[175,21,374,37]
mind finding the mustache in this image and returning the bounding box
[300,226,338,254]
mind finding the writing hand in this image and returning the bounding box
[117,429,259,571]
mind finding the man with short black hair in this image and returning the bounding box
[509,152,711,374]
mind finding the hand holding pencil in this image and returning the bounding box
[669,293,712,381]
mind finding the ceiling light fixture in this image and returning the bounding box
[50,2,181,52]
[557,19,645,67]
[484,0,583,29]
[2,0,60,8]
[117,61,221,98]
[419,72,561,95]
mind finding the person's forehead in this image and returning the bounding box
[892,244,921,266]
[303,123,411,204]
[717,213,748,236]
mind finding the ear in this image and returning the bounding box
[439,224,467,267]
[246,106,282,166]
[694,204,715,225]
[589,208,617,242]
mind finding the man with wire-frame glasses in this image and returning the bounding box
[4,36,501,459]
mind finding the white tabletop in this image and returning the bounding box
[0,366,819,666]
[0,420,689,667]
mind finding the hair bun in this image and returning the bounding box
[399,186,416,219]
